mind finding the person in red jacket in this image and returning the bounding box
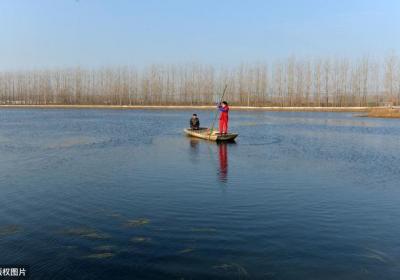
[218,101,229,134]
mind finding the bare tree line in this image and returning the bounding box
[1,55,400,107]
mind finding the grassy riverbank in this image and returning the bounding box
[367,108,400,118]
[0,105,369,112]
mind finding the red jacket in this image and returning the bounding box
[218,105,229,120]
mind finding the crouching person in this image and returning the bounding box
[190,114,200,130]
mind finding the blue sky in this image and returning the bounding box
[0,0,399,69]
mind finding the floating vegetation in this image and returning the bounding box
[61,227,110,240]
[178,247,195,254]
[93,208,125,220]
[130,236,152,243]
[365,253,387,263]
[106,213,123,218]
[94,245,115,251]
[190,227,217,233]
[124,218,150,227]
[63,245,78,250]
[83,252,114,259]
[363,248,391,264]
[213,263,249,278]
[0,225,21,237]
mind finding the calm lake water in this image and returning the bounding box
[0,109,399,280]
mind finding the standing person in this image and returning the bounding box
[218,101,229,134]
[190,113,200,130]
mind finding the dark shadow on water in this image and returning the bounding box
[189,138,200,154]
[188,138,200,164]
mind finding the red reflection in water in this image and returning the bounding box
[218,143,228,182]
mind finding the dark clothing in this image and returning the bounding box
[190,117,200,129]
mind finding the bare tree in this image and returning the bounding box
[0,56,395,107]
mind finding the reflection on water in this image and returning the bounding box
[188,137,231,183]
[218,143,228,183]
[189,138,200,154]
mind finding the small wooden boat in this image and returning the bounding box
[184,128,238,141]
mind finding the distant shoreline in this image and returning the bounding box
[0,105,369,112]
[366,108,400,118]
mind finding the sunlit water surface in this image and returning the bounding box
[0,109,399,279]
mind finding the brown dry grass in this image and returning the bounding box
[367,108,400,118]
